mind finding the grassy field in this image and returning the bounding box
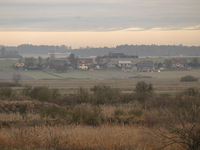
[18,70,200,94]
[0,59,17,71]
[137,70,200,79]
[21,70,61,79]
[0,59,199,94]
[45,70,99,79]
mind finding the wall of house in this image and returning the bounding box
[78,64,89,69]
[119,63,131,68]
[171,63,184,68]
[107,63,115,67]
[138,67,153,71]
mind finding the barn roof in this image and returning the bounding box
[137,61,154,67]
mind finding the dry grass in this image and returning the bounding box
[2,69,200,95]
[100,102,142,118]
[0,112,40,122]
[0,125,183,150]
[0,100,61,114]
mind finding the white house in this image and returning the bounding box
[118,61,132,68]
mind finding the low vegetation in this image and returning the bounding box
[0,81,200,150]
[180,75,198,82]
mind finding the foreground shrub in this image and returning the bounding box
[150,94,200,150]
[39,105,67,119]
[134,81,154,94]
[90,84,121,104]
[114,109,126,117]
[180,75,198,82]
[27,86,60,102]
[70,104,102,125]
[0,87,14,98]
[134,81,154,106]
[119,93,135,103]
[183,87,199,96]
[21,84,32,97]
[54,94,79,106]
[77,87,90,103]
[128,109,143,117]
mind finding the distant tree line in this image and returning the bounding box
[4,44,72,54]
[0,47,21,58]
[3,44,200,57]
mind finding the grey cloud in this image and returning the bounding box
[0,0,200,31]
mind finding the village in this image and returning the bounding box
[13,52,198,74]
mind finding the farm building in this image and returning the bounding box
[52,60,68,72]
[137,61,154,72]
[43,62,54,69]
[43,60,68,72]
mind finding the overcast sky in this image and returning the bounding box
[1,0,200,48]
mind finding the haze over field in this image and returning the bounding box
[0,0,200,48]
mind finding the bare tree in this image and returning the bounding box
[13,74,22,85]
[151,94,200,150]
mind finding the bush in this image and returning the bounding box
[54,94,79,106]
[27,86,60,102]
[134,81,154,94]
[134,81,154,105]
[13,74,22,85]
[90,84,121,104]
[114,109,126,117]
[183,87,199,96]
[119,93,135,103]
[19,105,28,120]
[0,87,14,98]
[128,109,143,117]
[70,104,102,125]
[21,84,32,97]
[153,95,200,150]
[39,105,68,119]
[77,87,90,103]
[180,75,198,82]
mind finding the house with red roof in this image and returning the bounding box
[77,59,93,70]
[171,60,186,68]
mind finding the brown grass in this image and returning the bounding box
[0,125,183,150]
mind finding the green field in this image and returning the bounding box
[0,59,17,71]
[21,70,60,79]
[45,70,99,79]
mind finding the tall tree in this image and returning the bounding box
[38,56,43,65]
[95,56,103,65]
[0,47,6,57]
[67,53,78,66]
[192,57,199,67]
